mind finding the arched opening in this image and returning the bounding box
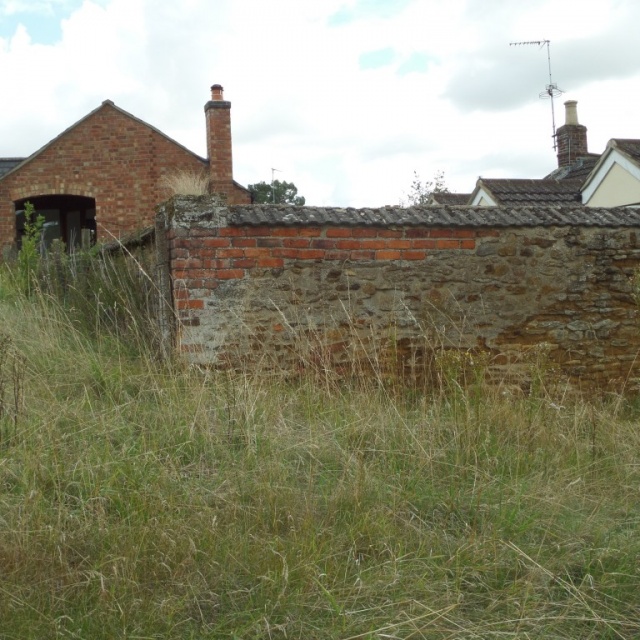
[15,194,97,251]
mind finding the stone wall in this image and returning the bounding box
[156,197,640,391]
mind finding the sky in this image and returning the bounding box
[1,0,639,207]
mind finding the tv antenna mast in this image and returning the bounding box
[270,167,282,203]
[510,39,563,150]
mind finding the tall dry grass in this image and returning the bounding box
[160,169,211,196]
[0,258,639,638]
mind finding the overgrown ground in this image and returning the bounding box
[1,256,640,639]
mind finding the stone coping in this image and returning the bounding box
[161,196,640,228]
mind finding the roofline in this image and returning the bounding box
[233,180,251,195]
[426,192,471,205]
[469,179,498,206]
[0,100,208,183]
[105,100,208,164]
[581,141,616,196]
[581,141,640,203]
[425,193,438,205]
[543,154,600,180]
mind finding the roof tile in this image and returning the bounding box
[479,178,582,206]
[612,139,640,163]
[0,157,26,178]
[544,155,600,181]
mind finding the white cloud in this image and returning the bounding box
[1,0,639,206]
[1,0,70,14]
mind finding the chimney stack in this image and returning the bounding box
[205,84,234,198]
[556,100,588,167]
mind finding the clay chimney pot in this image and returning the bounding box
[211,84,224,101]
[564,100,579,125]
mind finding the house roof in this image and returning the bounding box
[545,155,601,181]
[610,139,640,163]
[580,138,640,205]
[427,192,471,205]
[165,197,640,228]
[0,158,27,179]
[470,178,583,207]
[0,100,208,183]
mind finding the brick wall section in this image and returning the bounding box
[157,198,640,391]
[205,103,233,195]
[556,123,589,168]
[205,86,251,206]
[169,225,482,289]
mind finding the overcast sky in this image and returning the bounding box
[1,0,639,206]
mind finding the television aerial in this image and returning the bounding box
[510,39,563,151]
[271,167,282,203]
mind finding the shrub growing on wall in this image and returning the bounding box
[17,201,44,298]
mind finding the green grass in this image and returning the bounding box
[1,261,640,638]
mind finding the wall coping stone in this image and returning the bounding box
[158,197,640,229]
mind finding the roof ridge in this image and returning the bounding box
[0,100,208,183]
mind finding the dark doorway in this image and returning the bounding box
[15,194,97,250]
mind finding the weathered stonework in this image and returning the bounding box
[157,197,640,391]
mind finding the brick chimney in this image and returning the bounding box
[205,84,234,198]
[556,100,588,167]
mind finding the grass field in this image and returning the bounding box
[1,257,640,639]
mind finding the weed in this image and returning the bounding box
[17,200,44,297]
[161,169,212,196]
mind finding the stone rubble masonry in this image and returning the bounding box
[156,197,640,392]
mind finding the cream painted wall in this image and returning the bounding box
[585,162,640,207]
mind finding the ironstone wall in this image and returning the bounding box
[156,196,640,391]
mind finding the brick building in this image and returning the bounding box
[0,84,249,254]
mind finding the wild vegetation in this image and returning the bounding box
[161,169,212,197]
[401,169,449,206]
[248,179,306,205]
[1,243,640,638]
